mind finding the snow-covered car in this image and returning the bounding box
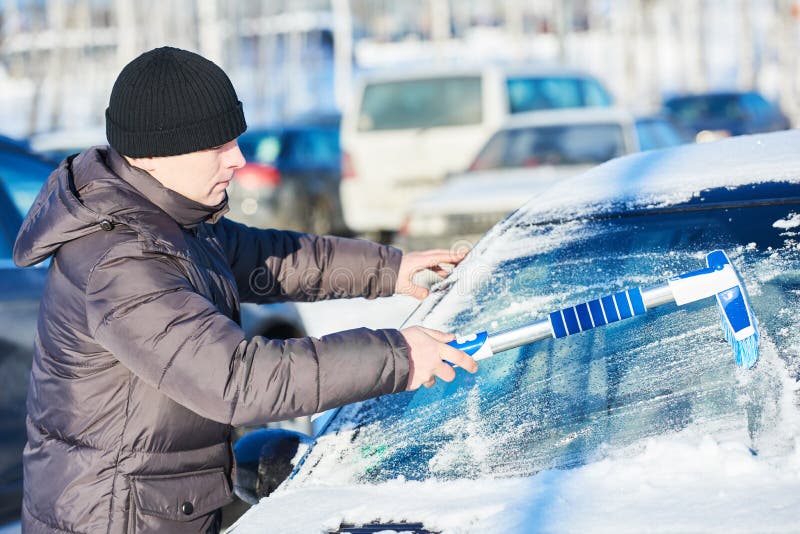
[230,131,800,533]
[396,107,651,249]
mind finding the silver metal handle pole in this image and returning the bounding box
[484,283,677,355]
[640,283,676,309]
[488,319,552,354]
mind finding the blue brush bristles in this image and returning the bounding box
[719,308,759,368]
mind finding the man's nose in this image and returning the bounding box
[226,142,246,169]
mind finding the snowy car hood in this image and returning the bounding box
[230,130,800,534]
[512,130,800,224]
[229,429,800,533]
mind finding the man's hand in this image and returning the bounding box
[395,249,468,300]
[401,326,478,390]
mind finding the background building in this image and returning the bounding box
[0,0,798,138]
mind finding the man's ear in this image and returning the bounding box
[124,155,157,172]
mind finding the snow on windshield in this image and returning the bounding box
[234,206,800,531]
[773,211,800,230]
[280,198,799,480]
[232,134,800,533]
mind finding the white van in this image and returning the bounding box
[339,64,613,236]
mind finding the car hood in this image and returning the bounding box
[408,165,593,216]
[507,130,800,226]
[229,430,800,533]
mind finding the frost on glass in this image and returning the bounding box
[290,203,800,488]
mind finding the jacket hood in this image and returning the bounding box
[13,146,228,267]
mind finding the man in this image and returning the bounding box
[13,46,477,533]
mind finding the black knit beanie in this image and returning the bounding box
[106,46,247,158]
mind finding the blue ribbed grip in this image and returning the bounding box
[549,288,646,339]
[447,331,489,355]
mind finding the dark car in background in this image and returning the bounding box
[663,90,790,143]
[226,115,349,236]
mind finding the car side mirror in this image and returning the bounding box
[233,428,313,504]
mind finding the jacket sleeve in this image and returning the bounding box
[210,217,403,303]
[84,244,411,426]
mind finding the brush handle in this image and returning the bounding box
[548,288,647,338]
[447,331,489,355]
[444,289,649,363]
[440,250,757,370]
[445,331,493,365]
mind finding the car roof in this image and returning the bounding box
[242,123,339,137]
[358,62,600,84]
[242,114,341,136]
[664,91,761,103]
[501,107,634,129]
[28,126,107,153]
[0,137,58,166]
[510,130,800,225]
[0,134,31,150]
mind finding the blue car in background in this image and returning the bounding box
[0,139,53,526]
[663,90,790,142]
[229,131,800,533]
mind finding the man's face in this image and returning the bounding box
[127,139,246,206]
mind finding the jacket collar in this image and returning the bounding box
[106,148,229,228]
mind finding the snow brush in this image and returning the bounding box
[447,250,759,368]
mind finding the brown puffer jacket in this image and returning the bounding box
[13,147,411,533]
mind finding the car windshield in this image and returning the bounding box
[507,76,612,113]
[291,194,800,486]
[471,123,626,170]
[665,95,745,122]
[634,118,689,151]
[358,76,482,131]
